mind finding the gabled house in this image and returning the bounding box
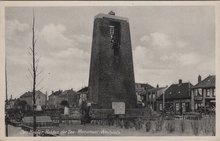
[157,79,193,114]
[191,75,215,112]
[5,98,16,110]
[146,85,168,111]
[61,89,79,107]
[19,90,47,109]
[77,87,88,106]
[135,83,154,105]
[48,90,62,108]
[48,89,79,108]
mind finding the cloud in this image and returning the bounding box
[159,52,200,67]
[6,20,30,45]
[38,47,90,92]
[71,34,92,44]
[6,20,30,34]
[140,32,172,50]
[150,32,172,48]
[50,47,90,60]
[133,45,154,69]
[6,21,93,97]
[39,23,92,54]
[197,58,215,73]
[136,32,201,68]
[176,40,188,48]
[133,32,205,85]
[178,52,200,66]
[140,35,150,43]
[40,23,74,47]
[32,23,92,93]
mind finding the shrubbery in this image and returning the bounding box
[134,118,143,130]
[165,121,175,133]
[191,120,199,136]
[155,117,164,132]
[145,120,151,132]
[180,120,185,133]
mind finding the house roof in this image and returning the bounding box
[48,90,62,97]
[77,87,88,93]
[49,89,77,97]
[61,89,77,97]
[157,82,193,100]
[135,83,154,89]
[148,87,167,93]
[7,98,16,102]
[193,75,215,89]
[20,90,45,98]
[135,83,154,95]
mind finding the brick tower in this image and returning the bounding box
[88,11,137,109]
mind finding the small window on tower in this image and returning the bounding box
[109,21,121,56]
[109,25,114,43]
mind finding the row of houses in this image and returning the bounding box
[6,88,87,110]
[7,75,215,115]
[136,75,216,114]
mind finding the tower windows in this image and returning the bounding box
[109,21,121,56]
[109,25,114,42]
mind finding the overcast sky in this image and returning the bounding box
[5,6,215,98]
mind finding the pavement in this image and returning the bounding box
[8,125,32,137]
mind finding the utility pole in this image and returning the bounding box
[5,58,8,137]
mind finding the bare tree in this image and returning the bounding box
[31,9,37,137]
[27,9,43,137]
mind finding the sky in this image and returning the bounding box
[5,6,215,98]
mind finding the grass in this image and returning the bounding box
[8,115,216,136]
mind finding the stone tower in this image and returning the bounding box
[88,12,137,109]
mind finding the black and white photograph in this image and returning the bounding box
[1,1,219,138]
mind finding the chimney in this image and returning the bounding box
[198,75,202,83]
[52,90,54,94]
[179,79,182,85]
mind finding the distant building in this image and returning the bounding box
[62,89,79,107]
[146,85,168,111]
[19,90,47,108]
[191,75,215,112]
[135,83,154,105]
[6,98,16,110]
[157,80,193,114]
[77,86,88,94]
[77,87,88,106]
[47,90,62,108]
[48,89,79,108]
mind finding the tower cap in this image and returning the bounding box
[95,13,128,22]
[108,11,115,16]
